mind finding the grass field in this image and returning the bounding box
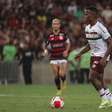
[0,84,112,112]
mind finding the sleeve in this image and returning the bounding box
[45,40,49,48]
[44,35,52,50]
[99,23,111,40]
[44,36,49,48]
[65,33,70,44]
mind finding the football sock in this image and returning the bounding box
[99,88,107,100]
[104,88,112,100]
[60,75,66,83]
[55,76,61,90]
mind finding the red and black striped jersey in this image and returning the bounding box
[46,32,69,60]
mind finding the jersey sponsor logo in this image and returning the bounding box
[59,36,64,40]
[86,31,102,40]
[86,32,99,39]
[48,35,54,40]
[49,36,64,41]
[51,37,54,40]
[49,34,54,37]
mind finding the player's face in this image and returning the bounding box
[52,19,61,30]
[84,9,95,23]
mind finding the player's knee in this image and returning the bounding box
[97,74,103,80]
[59,71,65,76]
[53,69,59,76]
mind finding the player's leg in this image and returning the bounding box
[97,73,112,107]
[89,56,109,108]
[95,58,112,107]
[89,55,112,109]
[79,69,85,83]
[85,69,89,83]
[89,69,109,108]
[89,57,105,90]
[59,62,67,90]
[104,88,112,107]
[69,70,75,83]
[50,64,61,95]
[89,70,104,90]
[23,65,29,84]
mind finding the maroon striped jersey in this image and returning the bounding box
[46,32,69,60]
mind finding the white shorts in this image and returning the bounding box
[50,59,67,65]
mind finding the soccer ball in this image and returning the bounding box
[50,96,64,108]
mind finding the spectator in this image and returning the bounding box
[68,47,80,84]
[0,30,10,60]
[3,39,17,62]
[19,42,34,85]
[74,7,84,20]
[67,1,77,15]
[79,51,91,83]
[102,5,112,23]
[2,38,17,84]
[0,0,111,84]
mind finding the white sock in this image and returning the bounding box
[105,88,112,101]
[99,88,107,100]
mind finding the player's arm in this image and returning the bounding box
[42,41,48,56]
[63,38,71,57]
[42,36,50,56]
[99,23,112,66]
[75,44,90,59]
[104,37,112,59]
[100,37,112,66]
[65,38,71,52]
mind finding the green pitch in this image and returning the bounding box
[0,84,112,112]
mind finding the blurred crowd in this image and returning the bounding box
[0,0,112,84]
[0,0,112,59]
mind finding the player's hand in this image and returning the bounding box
[63,50,68,57]
[42,49,48,56]
[100,57,107,67]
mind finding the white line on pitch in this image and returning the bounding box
[0,94,50,98]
